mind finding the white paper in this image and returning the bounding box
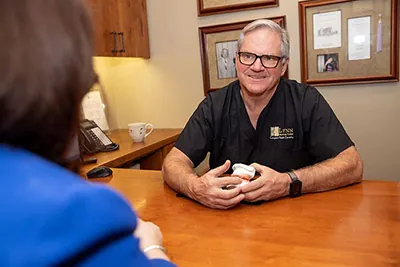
[348,16,371,61]
[313,11,342,50]
[81,91,109,131]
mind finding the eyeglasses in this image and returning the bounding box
[238,52,285,68]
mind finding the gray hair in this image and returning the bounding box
[238,19,290,60]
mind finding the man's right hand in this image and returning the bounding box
[188,160,245,209]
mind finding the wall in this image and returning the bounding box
[94,0,400,182]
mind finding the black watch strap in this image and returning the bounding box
[287,171,302,197]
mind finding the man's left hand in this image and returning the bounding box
[240,163,291,202]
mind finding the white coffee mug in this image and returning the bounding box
[128,122,154,142]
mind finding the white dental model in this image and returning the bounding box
[231,163,256,187]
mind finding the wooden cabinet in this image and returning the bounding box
[90,0,150,58]
[139,143,175,170]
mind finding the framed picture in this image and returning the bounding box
[197,0,279,16]
[299,0,398,86]
[199,16,287,95]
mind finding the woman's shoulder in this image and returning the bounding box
[0,145,138,266]
[1,145,137,226]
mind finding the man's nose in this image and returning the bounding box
[251,57,265,71]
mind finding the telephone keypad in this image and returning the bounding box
[90,128,112,146]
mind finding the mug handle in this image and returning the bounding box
[145,124,154,138]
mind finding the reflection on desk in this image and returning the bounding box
[80,128,181,175]
[92,169,400,267]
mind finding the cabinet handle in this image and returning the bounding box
[118,32,125,53]
[110,32,118,53]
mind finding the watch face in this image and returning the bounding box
[290,180,302,197]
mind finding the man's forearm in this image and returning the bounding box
[161,155,198,198]
[295,146,363,193]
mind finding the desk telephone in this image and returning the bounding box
[79,119,119,154]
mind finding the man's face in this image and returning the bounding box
[235,28,288,96]
[221,49,228,58]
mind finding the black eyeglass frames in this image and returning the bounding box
[238,52,285,68]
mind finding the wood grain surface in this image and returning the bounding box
[92,169,400,267]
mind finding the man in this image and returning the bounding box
[162,19,363,209]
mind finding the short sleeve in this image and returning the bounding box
[303,87,354,163]
[174,96,214,167]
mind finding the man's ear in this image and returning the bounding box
[234,54,239,68]
[280,58,290,76]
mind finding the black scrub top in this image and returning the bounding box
[175,78,354,173]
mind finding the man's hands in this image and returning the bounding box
[189,160,245,209]
[188,161,291,208]
[240,163,291,202]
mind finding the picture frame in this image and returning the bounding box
[199,16,287,95]
[197,0,279,16]
[299,0,398,86]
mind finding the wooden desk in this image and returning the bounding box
[93,169,400,267]
[81,128,181,175]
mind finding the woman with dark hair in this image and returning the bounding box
[323,57,339,72]
[0,0,175,266]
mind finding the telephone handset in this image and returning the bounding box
[79,119,119,154]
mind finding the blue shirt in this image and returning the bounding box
[0,145,176,267]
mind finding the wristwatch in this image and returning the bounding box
[287,171,302,198]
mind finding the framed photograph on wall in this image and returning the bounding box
[199,16,287,95]
[299,0,398,86]
[197,0,278,16]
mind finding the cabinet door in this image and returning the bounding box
[90,0,119,56]
[116,0,150,58]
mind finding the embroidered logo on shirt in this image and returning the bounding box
[270,126,294,140]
